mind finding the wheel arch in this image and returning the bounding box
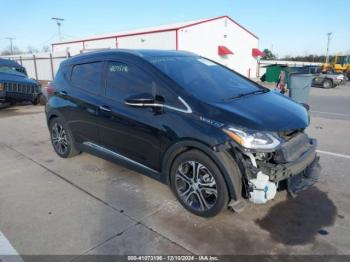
[46,108,66,125]
[323,78,333,84]
[161,139,242,201]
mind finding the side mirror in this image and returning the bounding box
[125,93,161,108]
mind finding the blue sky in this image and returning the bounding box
[1,0,349,57]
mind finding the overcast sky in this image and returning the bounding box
[1,0,349,57]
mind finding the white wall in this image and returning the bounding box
[178,17,259,77]
[53,42,84,54]
[84,38,117,50]
[117,31,176,49]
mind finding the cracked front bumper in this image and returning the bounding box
[261,138,321,196]
[262,138,318,182]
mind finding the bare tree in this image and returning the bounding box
[1,46,23,55]
[42,45,51,52]
[27,46,39,54]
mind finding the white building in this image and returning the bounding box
[53,15,263,78]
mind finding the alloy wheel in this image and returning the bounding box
[175,161,218,212]
[51,123,69,155]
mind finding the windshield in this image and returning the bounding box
[0,65,25,75]
[336,56,350,65]
[148,56,263,102]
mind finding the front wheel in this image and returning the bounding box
[322,79,333,88]
[170,150,229,217]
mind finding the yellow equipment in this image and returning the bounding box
[322,55,350,77]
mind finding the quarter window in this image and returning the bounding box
[71,62,103,94]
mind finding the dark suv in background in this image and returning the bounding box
[45,50,320,217]
[0,58,41,105]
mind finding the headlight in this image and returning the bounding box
[223,127,280,150]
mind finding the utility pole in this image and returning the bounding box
[5,37,15,55]
[325,32,332,63]
[51,17,64,42]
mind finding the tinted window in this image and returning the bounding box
[71,62,103,94]
[148,56,262,102]
[105,61,156,100]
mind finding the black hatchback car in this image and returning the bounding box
[45,50,320,217]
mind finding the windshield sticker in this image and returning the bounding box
[197,58,216,66]
[110,64,128,73]
[150,57,179,64]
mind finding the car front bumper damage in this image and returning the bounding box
[229,132,321,204]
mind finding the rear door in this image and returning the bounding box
[59,61,104,144]
[96,59,163,171]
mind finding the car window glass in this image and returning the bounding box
[105,61,155,101]
[156,83,184,108]
[71,62,103,94]
[148,56,261,102]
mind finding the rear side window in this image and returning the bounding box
[71,62,103,94]
[105,61,155,100]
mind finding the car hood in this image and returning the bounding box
[207,91,309,132]
[0,72,37,85]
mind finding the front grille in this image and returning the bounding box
[4,82,39,94]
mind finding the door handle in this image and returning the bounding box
[59,91,67,96]
[99,105,111,112]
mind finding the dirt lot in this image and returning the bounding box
[0,83,350,259]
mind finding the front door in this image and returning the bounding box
[96,60,163,171]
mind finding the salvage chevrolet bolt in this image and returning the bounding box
[45,50,321,217]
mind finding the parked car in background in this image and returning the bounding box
[312,71,344,88]
[0,58,42,105]
[45,50,320,217]
[293,65,344,88]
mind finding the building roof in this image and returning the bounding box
[52,15,258,46]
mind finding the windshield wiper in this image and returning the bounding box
[224,89,269,102]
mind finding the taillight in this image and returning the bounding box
[46,82,55,97]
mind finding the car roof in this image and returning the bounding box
[62,49,198,65]
[0,58,23,68]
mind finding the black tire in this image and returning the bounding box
[39,94,47,105]
[49,117,80,158]
[322,79,333,89]
[32,98,39,105]
[170,149,229,217]
[9,100,16,106]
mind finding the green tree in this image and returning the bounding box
[262,48,277,60]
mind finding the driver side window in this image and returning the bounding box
[105,61,155,101]
[105,60,185,110]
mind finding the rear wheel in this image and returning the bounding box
[322,79,333,88]
[49,117,80,158]
[170,150,229,217]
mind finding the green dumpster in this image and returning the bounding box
[263,64,288,83]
